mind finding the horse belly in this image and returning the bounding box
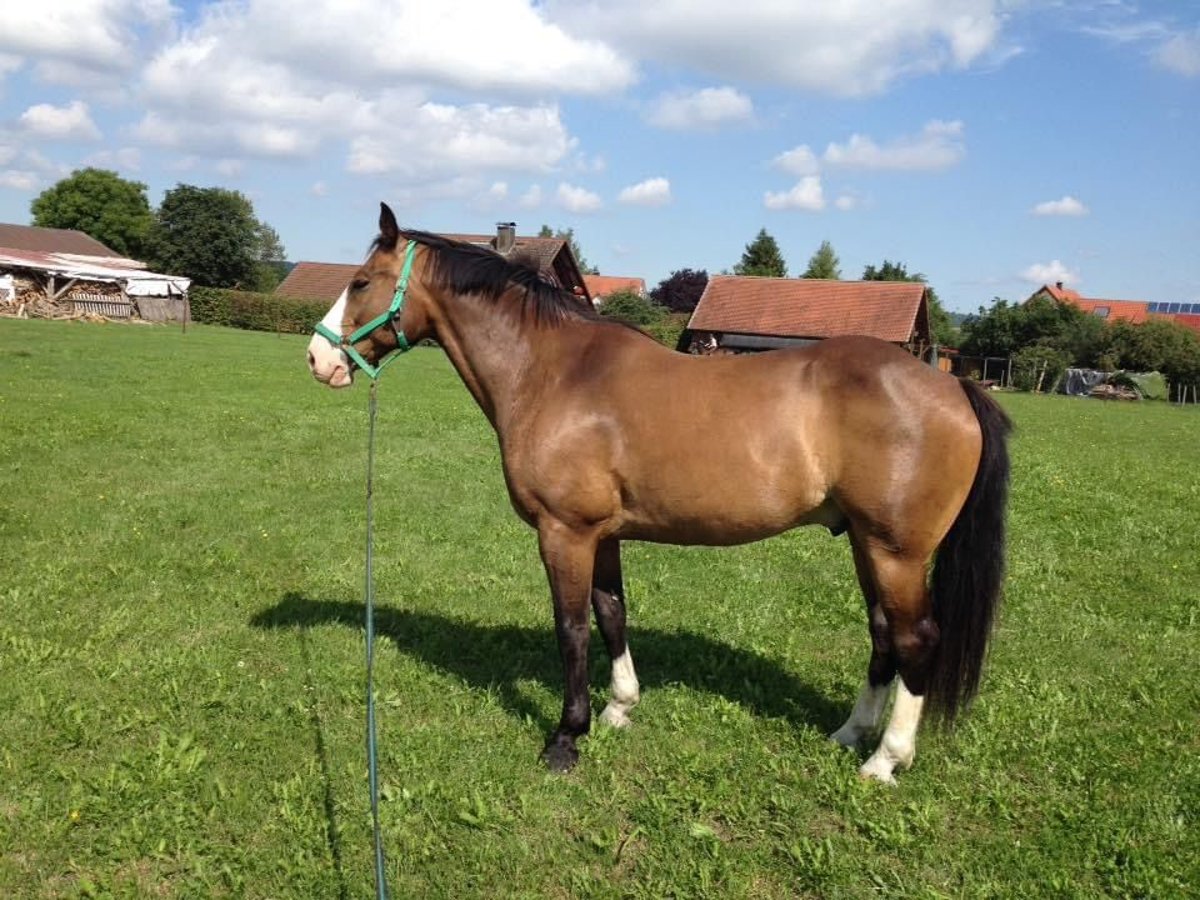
[616,455,830,546]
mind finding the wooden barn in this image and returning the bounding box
[679,276,932,356]
[0,224,189,321]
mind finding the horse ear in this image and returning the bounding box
[379,202,399,249]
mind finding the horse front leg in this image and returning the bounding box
[537,522,598,773]
[591,539,640,728]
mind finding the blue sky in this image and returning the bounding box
[1,0,1197,312]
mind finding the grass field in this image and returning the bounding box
[1,318,1197,899]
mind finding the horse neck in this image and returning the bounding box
[427,285,565,431]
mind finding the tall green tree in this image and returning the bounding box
[538,224,598,275]
[801,240,840,279]
[734,228,787,277]
[149,185,280,288]
[861,258,958,345]
[30,168,154,259]
[251,222,289,292]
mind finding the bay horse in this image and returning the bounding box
[306,203,1011,783]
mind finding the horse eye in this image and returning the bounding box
[351,277,370,291]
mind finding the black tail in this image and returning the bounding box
[927,379,1013,725]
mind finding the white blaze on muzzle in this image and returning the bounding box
[307,289,353,387]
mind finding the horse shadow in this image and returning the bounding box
[251,592,847,735]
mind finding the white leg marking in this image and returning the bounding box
[860,682,924,785]
[830,680,890,748]
[599,648,640,728]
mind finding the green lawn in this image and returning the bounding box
[1,318,1197,898]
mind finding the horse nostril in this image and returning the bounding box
[306,350,316,370]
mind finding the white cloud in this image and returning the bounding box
[764,176,825,211]
[1032,195,1089,217]
[19,101,101,141]
[348,101,575,176]
[549,0,1003,96]
[772,145,820,177]
[83,146,142,171]
[216,158,244,178]
[618,177,671,206]
[1021,260,1079,285]
[556,182,603,213]
[310,181,328,197]
[0,0,175,84]
[646,87,753,130]
[0,170,39,191]
[1157,28,1200,77]
[519,184,544,208]
[823,120,965,171]
[835,194,859,211]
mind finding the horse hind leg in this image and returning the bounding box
[857,549,939,784]
[591,539,640,728]
[831,538,897,748]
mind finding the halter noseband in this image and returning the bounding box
[313,239,417,380]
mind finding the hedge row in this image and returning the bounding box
[189,287,329,334]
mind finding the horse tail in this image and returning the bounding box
[926,379,1013,725]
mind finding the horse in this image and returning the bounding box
[306,203,1012,783]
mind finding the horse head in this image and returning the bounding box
[306,202,434,386]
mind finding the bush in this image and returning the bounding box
[189,287,329,334]
[1012,343,1071,392]
[598,289,669,327]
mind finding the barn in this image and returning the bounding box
[678,276,932,356]
[0,224,190,321]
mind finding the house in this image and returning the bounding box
[276,223,591,304]
[1030,282,1200,336]
[679,276,932,354]
[583,275,646,308]
[0,223,190,321]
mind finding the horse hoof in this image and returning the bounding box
[600,705,633,729]
[541,742,579,774]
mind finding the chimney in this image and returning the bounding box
[1055,281,1064,291]
[496,222,516,254]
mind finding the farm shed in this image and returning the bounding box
[679,276,931,355]
[276,223,592,304]
[0,224,190,322]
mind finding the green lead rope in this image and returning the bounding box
[365,380,389,900]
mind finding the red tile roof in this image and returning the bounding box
[275,262,360,300]
[687,276,927,343]
[1040,283,1082,302]
[0,223,123,258]
[584,275,646,300]
[1073,298,1151,324]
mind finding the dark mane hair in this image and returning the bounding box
[376,229,604,327]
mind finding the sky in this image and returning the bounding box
[1,0,1197,313]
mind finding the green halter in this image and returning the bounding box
[313,239,417,379]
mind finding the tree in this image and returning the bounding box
[960,294,1107,363]
[734,228,787,277]
[148,185,279,288]
[30,168,154,259]
[650,269,708,313]
[251,222,289,292]
[539,224,597,275]
[598,289,668,326]
[860,258,958,345]
[801,240,840,280]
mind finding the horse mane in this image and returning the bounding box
[375,228,606,328]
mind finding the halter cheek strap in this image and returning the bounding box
[313,239,417,380]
